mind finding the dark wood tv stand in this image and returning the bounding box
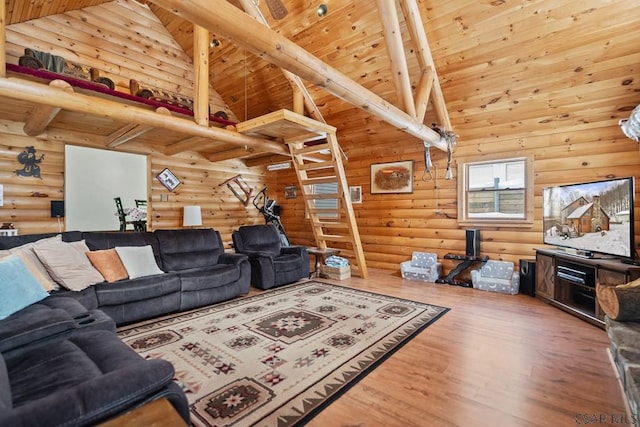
[535,248,640,328]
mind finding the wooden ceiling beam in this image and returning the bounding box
[193,24,209,126]
[163,136,209,156]
[399,0,452,131]
[106,106,171,148]
[23,79,73,136]
[0,77,291,156]
[204,146,255,162]
[415,67,434,124]
[376,0,416,118]
[150,0,446,151]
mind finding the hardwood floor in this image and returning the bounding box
[299,269,626,427]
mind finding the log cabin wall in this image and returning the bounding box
[267,0,640,274]
[0,0,266,240]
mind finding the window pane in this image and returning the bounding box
[313,183,338,218]
[467,159,526,219]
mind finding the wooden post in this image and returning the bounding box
[0,0,6,78]
[376,0,416,118]
[399,0,452,130]
[193,25,210,126]
[150,0,446,150]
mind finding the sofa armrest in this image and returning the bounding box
[240,250,276,259]
[218,252,249,266]
[0,359,178,427]
[0,304,75,354]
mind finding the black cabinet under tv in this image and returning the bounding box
[535,248,640,328]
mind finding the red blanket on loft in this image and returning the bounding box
[6,63,236,127]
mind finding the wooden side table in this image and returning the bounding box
[97,398,187,427]
[306,247,340,278]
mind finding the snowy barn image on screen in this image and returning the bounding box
[542,177,635,259]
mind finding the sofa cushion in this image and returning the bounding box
[235,225,281,256]
[93,274,181,306]
[86,249,128,283]
[177,264,241,292]
[82,231,163,268]
[0,255,50,320]
[33,240,104,291]
[155,229,224,271]
[115,246,164,279]
[480,260,514,280]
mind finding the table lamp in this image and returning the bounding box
[183,205,202,228]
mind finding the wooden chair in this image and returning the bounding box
[114,197,145,232]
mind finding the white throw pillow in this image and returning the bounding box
[33,240,105,291]
[115,245,164,279]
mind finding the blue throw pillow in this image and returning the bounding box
[0,255,49,320]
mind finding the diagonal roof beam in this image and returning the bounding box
[399,0,452,131]
[149,0,446,151]
[376,0,416,118]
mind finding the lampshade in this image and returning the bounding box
[183,205,202,227]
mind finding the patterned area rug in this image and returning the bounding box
[118,281,449,426]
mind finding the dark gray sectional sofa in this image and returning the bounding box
[0,228,252,426]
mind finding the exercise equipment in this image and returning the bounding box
[252,187,289,246]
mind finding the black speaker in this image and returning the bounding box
[50,200,65,218]
[519,259,536,296]
[465,229,480,257]
[273,205,281,216]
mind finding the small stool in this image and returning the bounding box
[306,247,340,278]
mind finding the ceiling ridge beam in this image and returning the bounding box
[149,0,446,151]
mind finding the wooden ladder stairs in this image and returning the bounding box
[236,110,368,278]
[287,131,368,279]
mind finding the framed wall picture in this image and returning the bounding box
[349,186,362,204]
[370,160,414,194]
[156,168,181,192]
[284,185,297,199]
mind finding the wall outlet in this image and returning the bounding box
[160,194,169,202]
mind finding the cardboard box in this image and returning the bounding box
[320,265,351,280]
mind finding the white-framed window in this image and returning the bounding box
[312,182,339,218]
[457,156,533,227]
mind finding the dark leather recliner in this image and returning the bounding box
[232,225,309,289]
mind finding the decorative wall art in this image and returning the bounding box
[370,160,414,194]
[15,146,44,179]
[285,185,298,199]
[349,186,362,204]
[156,168,181,192]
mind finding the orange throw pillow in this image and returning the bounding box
[86,249,128,283]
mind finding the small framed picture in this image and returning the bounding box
[370,160,414,194]
[285,185,297,199]
[156,168,181,192]
[349,186,362,204]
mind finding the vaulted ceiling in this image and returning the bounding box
[2,0,639,162]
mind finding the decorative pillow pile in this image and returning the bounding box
[86,249,129,283]
[0,235,62,292]
[33,240,104,291]
[0,255,49,320]
[115,245,164,279]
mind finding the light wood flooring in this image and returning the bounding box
[295,269,626,427]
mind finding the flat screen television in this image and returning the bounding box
[542,177,636,259]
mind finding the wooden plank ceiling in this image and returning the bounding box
[1,0,638,163]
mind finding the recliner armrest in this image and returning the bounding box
[281,245,307,257]
[240,250,277,259]
[218,252,249,266]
